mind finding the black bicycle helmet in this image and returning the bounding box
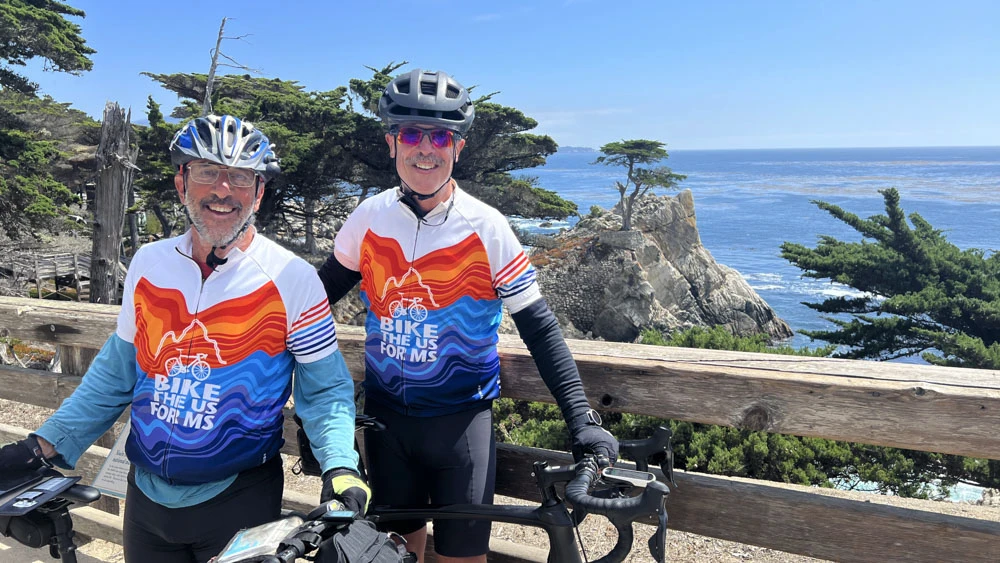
[378,69,475,136]
[169,115,281,182]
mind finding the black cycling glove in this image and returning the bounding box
[0,435,51,474]
[568,410,619,464]
[320,468,371,516]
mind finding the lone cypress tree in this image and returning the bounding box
[781,188,1000,368]
[593,140,686,231]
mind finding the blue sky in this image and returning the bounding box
[20,0,1000,150]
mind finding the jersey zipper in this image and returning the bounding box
[401,217,423,414]
[161,247,210,482]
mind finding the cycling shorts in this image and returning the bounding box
[122,456,283,563]
[363,399,496,558]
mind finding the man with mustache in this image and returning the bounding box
[0,115,367,562]
[318,69,618,563]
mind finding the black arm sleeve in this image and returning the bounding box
[511,298,591,429]
[317,253,363,305]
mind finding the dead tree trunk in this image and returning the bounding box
[91,103,137,305]
[202,18,227,116]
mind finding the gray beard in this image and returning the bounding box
[184,193,255,248]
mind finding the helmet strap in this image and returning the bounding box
[204,213,255,271]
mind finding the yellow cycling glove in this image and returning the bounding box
[320,468,371,515]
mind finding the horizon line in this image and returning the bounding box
[558,144,1000,152]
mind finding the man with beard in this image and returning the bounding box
[317,69,618,563]
[0,115,369,562]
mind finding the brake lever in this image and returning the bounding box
[618,426,676,486]
[648,497,668,562]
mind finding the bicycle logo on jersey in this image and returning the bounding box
[163,350,212,382]
[388,296,428,322]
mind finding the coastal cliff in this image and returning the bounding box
[528,190,793,342]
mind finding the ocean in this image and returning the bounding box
[522,146,1000,502]
[520,146,1000,351]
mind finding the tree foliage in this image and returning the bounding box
[593,139,686,230]
[780,188,1000,369]
[141,72,362,241]
[0,90,95,238]
[0,0,95,94]
[133,97,182,238]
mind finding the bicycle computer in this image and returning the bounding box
[600,466,657,488]
[0,470,80,516]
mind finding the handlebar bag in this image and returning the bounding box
[315,519,415,563]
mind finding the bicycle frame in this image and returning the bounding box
[368,428,675,563]
[214,427,674,563]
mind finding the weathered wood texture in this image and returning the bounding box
[3,297,999,458]
[91,102,137,305]
[496,446,1000,563]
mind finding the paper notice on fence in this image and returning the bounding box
[93,425,131,499]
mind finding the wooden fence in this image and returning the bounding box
[0,253,127,301]
[0,296,998,562]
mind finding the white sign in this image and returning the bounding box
[92,425,131,499]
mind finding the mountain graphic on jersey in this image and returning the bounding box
[126,278,293,483]
[358,231,506,411]
[360,231,496,318]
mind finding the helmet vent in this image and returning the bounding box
[397,79,411,94]
[420,80,437,95]
[446,85,460,99]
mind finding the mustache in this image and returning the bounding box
[198,195,243,209]
[404,155,446,167]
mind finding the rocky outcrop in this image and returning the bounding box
[531,190,793,343]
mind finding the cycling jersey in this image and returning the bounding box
[333,186,541,416]
[38,230,358,492]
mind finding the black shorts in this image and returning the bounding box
[363,399,496,558]
[122,456,284,563]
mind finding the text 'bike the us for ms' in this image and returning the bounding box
[211,425,675,563]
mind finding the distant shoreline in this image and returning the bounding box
[557,144,1000,154]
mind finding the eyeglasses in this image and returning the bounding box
[395,127,456,149]
[185,163,258,188]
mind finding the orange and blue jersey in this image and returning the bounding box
[38,231,357,500]
[334,185,542,415]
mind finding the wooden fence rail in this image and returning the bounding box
[0,296,998,562]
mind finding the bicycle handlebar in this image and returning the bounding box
[563,457,670,563]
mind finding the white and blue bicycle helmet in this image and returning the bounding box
[169,114,280,182]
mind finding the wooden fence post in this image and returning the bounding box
[58,344,121,516]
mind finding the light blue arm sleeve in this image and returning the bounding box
[36,334,136,469]
[293,350,359,474]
